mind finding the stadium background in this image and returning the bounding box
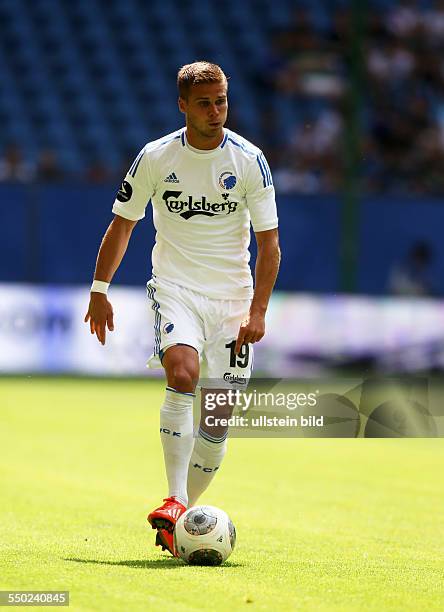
[2,0,444,376]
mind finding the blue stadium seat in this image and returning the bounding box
[0,0,334,174]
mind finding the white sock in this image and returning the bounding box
[187,428,228,507]
[160,387,195,507]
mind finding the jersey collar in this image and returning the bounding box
[181,129,228,158]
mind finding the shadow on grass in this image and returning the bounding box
[64,557,243,569]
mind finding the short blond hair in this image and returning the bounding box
[177,61,228,99]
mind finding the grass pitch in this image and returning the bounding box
[1,378,443,611]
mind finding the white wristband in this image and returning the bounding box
[91,280,110,295]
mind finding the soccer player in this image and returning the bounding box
[84,61,280,556]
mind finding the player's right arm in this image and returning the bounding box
[84,215,138,345]
[85,144,154,345]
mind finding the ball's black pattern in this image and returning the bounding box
[183,507,218,536]
[188,549,223,566]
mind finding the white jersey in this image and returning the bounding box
[112,127,278,299]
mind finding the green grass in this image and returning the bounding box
[1,378,443,611]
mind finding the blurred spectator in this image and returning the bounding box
[85,159,111,184]
[274,108,343,194]
[423,0,444,44]
[271,8,346,100]
[388,241,437,296]
[0,143,34,183]
[36,149,64,182]
[386,0,423,39]
[366,40,415,84]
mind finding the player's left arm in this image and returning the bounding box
[235,228,281,354]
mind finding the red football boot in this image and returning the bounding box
[147,496,186,532]
[155,529,177,557]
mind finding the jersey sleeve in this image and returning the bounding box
[112,147,154,220]
[245,151,278,232]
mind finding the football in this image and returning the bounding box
[173,505,236,565]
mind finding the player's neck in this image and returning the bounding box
[185,127,224,151]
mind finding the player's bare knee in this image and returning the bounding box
[163,345,199,392]
[168,366,198,393]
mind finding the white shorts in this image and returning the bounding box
[146,277,253,382]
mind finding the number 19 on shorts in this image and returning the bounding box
[225,340,250,369]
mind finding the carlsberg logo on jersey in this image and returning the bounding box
[162,190,238,220]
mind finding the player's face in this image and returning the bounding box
[179,82,228,147]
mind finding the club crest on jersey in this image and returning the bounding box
[162,190,238,220]
[218,172,237,190]
[163,322,174,334]
[116,180,133,202]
